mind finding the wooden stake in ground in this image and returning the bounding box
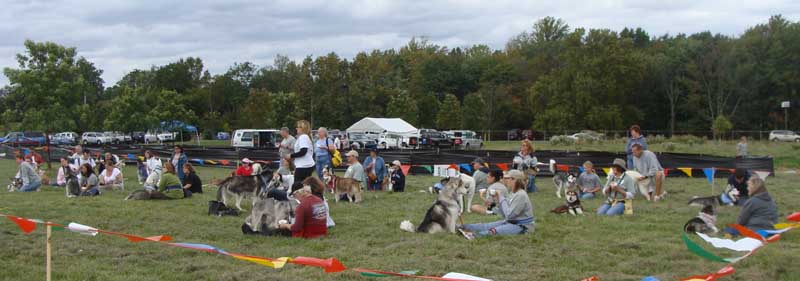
[46,224,52,281]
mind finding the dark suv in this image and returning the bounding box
[419,129,453,148]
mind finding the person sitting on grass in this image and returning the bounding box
[278,177,329,238]
[235,158,254,176]
[470,169,508,215]
[158,162,184,199]
[597,158,636,216]
[577,161,602,199]
[182,163,202,198]
[728,169,751,205]
[724,177,778,237]
[15,154,41,192]
[98,163,124,191]
[459,170,534,240]
[78,163,100,196]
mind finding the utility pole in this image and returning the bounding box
[782,101,790,130]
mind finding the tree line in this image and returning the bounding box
[2,16,799,138]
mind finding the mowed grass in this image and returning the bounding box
[484,140,800,168]
[1,159,799,281]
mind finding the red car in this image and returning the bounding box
[1,136,40,146]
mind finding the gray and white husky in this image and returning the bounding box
[216,169,273,211]
[553,172,578,199]
[244,188,298,232]
[688,185,741,207]
[400,176,467,234]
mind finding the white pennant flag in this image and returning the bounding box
[697,233,762,252]
[67,222,98,236]
[754,171,770,181]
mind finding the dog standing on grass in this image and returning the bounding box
[400,176,467,234]
[216,168,273,211]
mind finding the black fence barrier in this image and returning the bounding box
[1,145,773,178]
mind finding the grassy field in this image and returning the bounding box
[1,159,799,281]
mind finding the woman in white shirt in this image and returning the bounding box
[284,120,315,194]
[99,166,124,191]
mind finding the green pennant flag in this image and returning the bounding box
[421,165,433,173]
[682,233,730,263]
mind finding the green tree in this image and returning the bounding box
[712,115,733,140]
[386,93,419,125]
[461,93,486,131]
[436,94,462,129]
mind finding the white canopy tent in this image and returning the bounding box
[346,117,417,134]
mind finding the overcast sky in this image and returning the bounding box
[1,0,798,87]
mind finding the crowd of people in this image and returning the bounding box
[9,123,779,241]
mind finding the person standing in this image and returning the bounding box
[15,154,42,192]
[632,143,666,201]
[626,125,647,171]
[737,136,748,159]
[512,139,538,192]
[278,127,296,168]
[285,120,315,192]
[314,127,336,178]
[171,145,188,183]
[363,148,386,191]
[390,160,406,192]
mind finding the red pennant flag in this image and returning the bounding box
[496,163,509,171]
[448,163,458,170]
[219,160,231,165]
[663,168,669,177]
[6,216,36,233]
[557,164,570,172]
[766,234,781,243]
[400,165,411,176]
[681,265,735,281]
[788,212,800,222]
[729,224,765,242]
[290,257,346,273]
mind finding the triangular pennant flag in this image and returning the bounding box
[138,156,145,161]
[459,163,472,173]
[6,216,36,233]
[682,233,730,263]
[205,160,218,165]
[191,159,204,165]
[219,160,230,165]
[496,163,509,171]
[754,171,770,181]
[602,167,611,175]
[728,224,766,242]
[557,164,570,172]
[230,254,288,269]
[421,165,433,173]
[703,168,715,183]
[663,168,669,177]
[787,212,800,222]
[696,233,762,252]
[579,166,585,173]
[290,257,346,273]
[774,222,800,229]
[67,222,98,236]
[680,265,735,281]
[127,153,135,160]
[678,168,693,177]
[400,165,411,176]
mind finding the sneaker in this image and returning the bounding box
[458,228,475,241]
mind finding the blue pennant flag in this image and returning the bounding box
[459,163,472,173]
[702,168,715,183]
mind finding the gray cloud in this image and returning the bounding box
[1,0,798,86]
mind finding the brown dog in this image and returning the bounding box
[328,174,362,203]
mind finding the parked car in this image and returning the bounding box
[81,132,113,145]
[377,132,403,149]
[1,132,24,143]
[131,132,146,143]
[143,132,159,143]
[418,129,453,148]
[445,130,483,149]
[157,132,176,142]
[348,133,378,150]
[399,132,421,149]
[0,136,40,146]
[567,132,601,142]
[216,132,230,140]
[232,129,279,148]
[104,131,132,144]
[52,132,79,145]
[769,130,800,142]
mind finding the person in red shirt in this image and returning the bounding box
[279,177,328,238]
[235,158,254,176]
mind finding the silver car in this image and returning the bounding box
[769,130,800,142]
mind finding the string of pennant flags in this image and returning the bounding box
[3,212,798,280]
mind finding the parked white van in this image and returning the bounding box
[232,129,280,148]
[377,132,403,149]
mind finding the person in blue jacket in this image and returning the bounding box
[363,148,386,191]
[171,145,188,183]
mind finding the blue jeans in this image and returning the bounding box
[20,181,42,192]
[580,192,595,199]
[315,155,331,178]
[368,179,383,191]
[597,202,625,216]
[463,220,531,237]
[80,187,99,196]
[526,175,537,193]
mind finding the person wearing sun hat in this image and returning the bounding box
[235,158,254,176]
[458,169,534,240]
[389,160,405,192]
[597,158,637,216]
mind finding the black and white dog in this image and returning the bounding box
[551,190,584,215]
[684,204,718,235]
[7,178,21,192]
[216,168,273,211]
[553,171,578,199]
[688,185,741,207]
[400,176,467,234]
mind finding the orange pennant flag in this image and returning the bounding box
[400,165,411,176]
[496,163,509,171]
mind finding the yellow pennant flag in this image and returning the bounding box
[678,167,693,177]
[775,223,800,230]
[602,168,611,175]
[230,255,289,269]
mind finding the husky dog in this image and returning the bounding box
[551,190,584,215]
[7,178,21,192]
[553,172,578,199]
[451,173,476,214]
[684,204,719,234]
[124,189,171,200]
[385,165,396,192]
[216,169,273,211]
[243,189,298,232]
[267,173,294,191]
[688,185,741,207]
[327,174,362,203]
[400,177,467,234]
[64,169,81,197]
